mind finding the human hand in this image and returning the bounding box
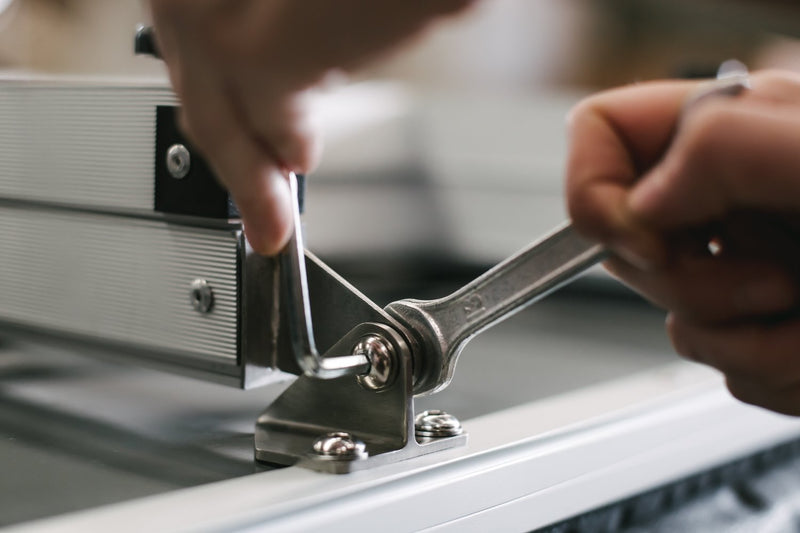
[148,0,474,254]
[566,70,800,414]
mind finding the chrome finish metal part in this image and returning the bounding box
[254,227,466,473]
[415,410,463,439]
[255,320,466,474]
[166,143,190,179]
[683,60,750,114]
[281,172,370,379]
[311,432,368,461]
[355,334,397,391]
[387,222,607,395]
[188,278,213,313]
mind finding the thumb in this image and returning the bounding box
[628,99,800,229]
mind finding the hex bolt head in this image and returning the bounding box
[415,410,463,439]
[311,432,368,461]
[166,143,191,179]
[189,279,214,313]
[355,335,396,391]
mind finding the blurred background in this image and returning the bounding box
[3,0,800,272]
[2,0,800,304]
[4,1,800,85]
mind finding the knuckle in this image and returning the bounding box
[566,98,599,132]
[566,190,613,242]
[753,69,792,88]
[666,104,737,200]
[677,103,732,165]
[751,69,800,98]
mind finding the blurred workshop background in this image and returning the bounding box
[4,1,800,86]
[3,0,800,283]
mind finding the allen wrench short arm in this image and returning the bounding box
[281,172,371,378]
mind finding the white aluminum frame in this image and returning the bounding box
[10,362,800,533]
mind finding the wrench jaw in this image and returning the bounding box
[385,299,456,397]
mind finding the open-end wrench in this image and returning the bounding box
[386,62,751,395]
[283,63,751,395]
[386,223,606,395]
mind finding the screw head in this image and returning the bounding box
[311,432,367,461]
[415,410,463,439]
[189,279,214,313]
[166,143,191,179]
[354,335,396,391]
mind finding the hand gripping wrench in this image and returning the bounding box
[282,63,751,396]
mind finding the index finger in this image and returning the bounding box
[566,80,699,266]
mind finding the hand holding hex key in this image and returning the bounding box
[146,0,476,256]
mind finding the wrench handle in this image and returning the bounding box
[387,222,607,395]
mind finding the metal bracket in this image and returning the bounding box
[254,320,465,474]
[254,249,466,473]
[251,173,465,473]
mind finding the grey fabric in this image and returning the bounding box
[538,442,800,533]
[629,458,800,533]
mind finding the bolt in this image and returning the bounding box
[415,410,463,439]
[311,432,368,461]
[354,334,396,391]
[189,279,214,313]
[166,143,191,179]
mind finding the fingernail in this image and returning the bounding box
[243,217,293,256]
[244,230,276,256]
[241,173,294,256]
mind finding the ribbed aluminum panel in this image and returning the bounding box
[0,206,239,362]
[0,79,176,210]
